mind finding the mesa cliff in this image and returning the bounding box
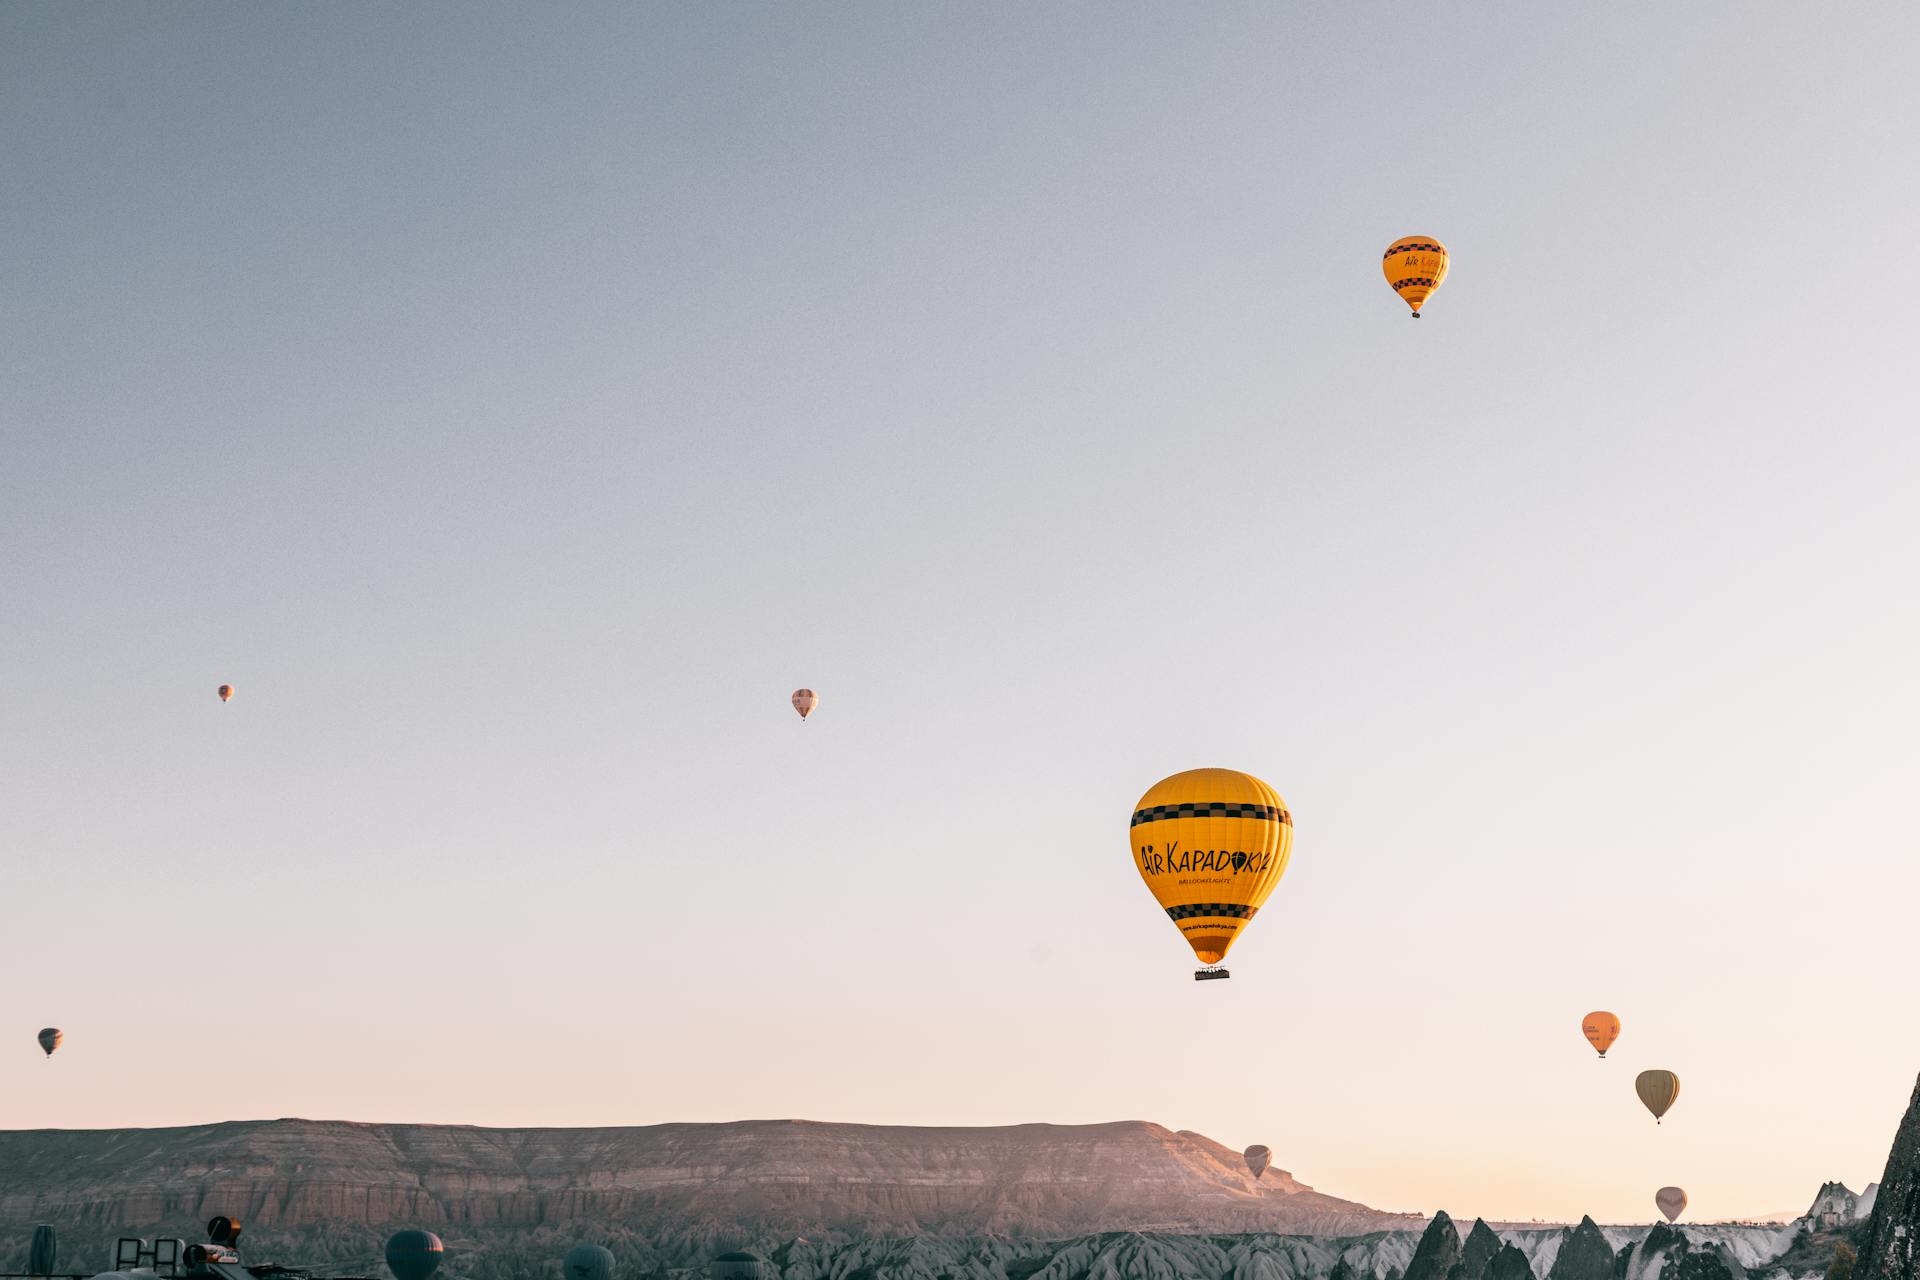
[0,1117,1398,1249]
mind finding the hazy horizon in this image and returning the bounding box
[4,1,1918,1227]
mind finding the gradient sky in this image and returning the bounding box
[4,1,1919,1227]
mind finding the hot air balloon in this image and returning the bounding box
[1636,1070,1680,1124]
[1582,1011,1620,1059]
[565,1244,616,1280]
[791,689,817,721]
[36,1028,60,1058]
[1131,768,1294,980]
[385,1229,444,1280]
[1244,1145,1272,1179]
[710,1252,775,1280]
[1656,1187,1688,1223]
[218,685,233,702]
[1383,236,1449,317]
[29,1224,56,1275]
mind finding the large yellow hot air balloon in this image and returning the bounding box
[1636,1069,1680,1123]
[1582,1011,1620,1059]
[1130,768,1293,980]
[1383,236,1448,317]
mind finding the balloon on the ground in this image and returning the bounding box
[791,689,817,720]
[1383,236,1449,317]
[1636,1070,1681,1123]
[218,684,234,702]
[29,1223,56,1274]
[1244,1145,1272,1179]
[1656,1186,1688,1222]
[385,1229,444,1280]
[36,1028,61,1058]
[1582,1011,1620,1058]
[1130,768,1294,970]
[565,1244,616,1280]
[710,1251,775,1280]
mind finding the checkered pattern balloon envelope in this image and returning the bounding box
[1383,235,1449,316]
[1129,768,1293,969]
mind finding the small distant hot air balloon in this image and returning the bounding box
[1656,1187,1688,1223]
[1636,1070,1680,1124]
[791,689,817,721]
[710,1252,774,1280]
[29,1224,56,1275]
[1582,1011,1621,1059]
[385,1229,444,1280]
[1131,768,1294,979]
[36,1028,61,1058]
[1243,1145,1272,1179]
[1383,236,1449,317]
[565,1244,616,1280]
[217,685,233,703]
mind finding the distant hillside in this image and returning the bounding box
[0,1117,1404,1258]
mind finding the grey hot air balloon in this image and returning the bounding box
[566,1244,616,1280]
[36,1028,61,1058]
[385,1229,444,1280]
[29,1224,56,1276]
[710,1250,777,1280]
[1243,1145,1272,1179]
[1656,1187,1687,1223]
[1636,1069,1680,1124]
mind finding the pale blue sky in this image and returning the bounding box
[4,2,1918,1224]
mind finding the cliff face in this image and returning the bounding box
[0,1118,1396,1247]
[1857,1075,1920,1280]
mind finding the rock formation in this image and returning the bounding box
[1405,1213,1464,1280]
[1548,1218,1615,1280]
[1811,1187,1864,1232]
[1486,1245,1536,1280]
[1857,1074,1920,1280]
[1450,1219,1502,1280]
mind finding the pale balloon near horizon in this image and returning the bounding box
[1244,1144,1272,1179]
[1657,1186,1688,1222]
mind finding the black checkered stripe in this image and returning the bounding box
[1385,243,1444,258]
[1130,802,1290,827]
[1391,276,1439,289]
[1165,903,1258,921]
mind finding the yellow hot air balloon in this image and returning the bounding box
[1130,768,1293,980]
[1383,236,1449,317]
[1636,1069,1680,1124]
[791,689,817,720]
[1582,1011,1620,1059]
[218,684,234,702]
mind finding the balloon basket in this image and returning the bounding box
[1193,967,1231,982]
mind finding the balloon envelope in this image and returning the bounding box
[385,1229,444,1280]
[710,1251,775,1280]
[1243,1145,1272,1179]
[1131,768,1294,967]
[1582,1011,1621,1058]
[36,1028,61,1057]
[791,689,817,720]
[565,1244,616,1280]
[217,685,233,702]
[1636,1070,1681,1123]
[1382,236,1449,316]
[1656,1187,1688,1222]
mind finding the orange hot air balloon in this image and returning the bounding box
[218,685,234,702]
[791,689,817,720]
[1382,236,1449,317]
[1130,768,1294,978]
[1582,1011,1620,1059]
